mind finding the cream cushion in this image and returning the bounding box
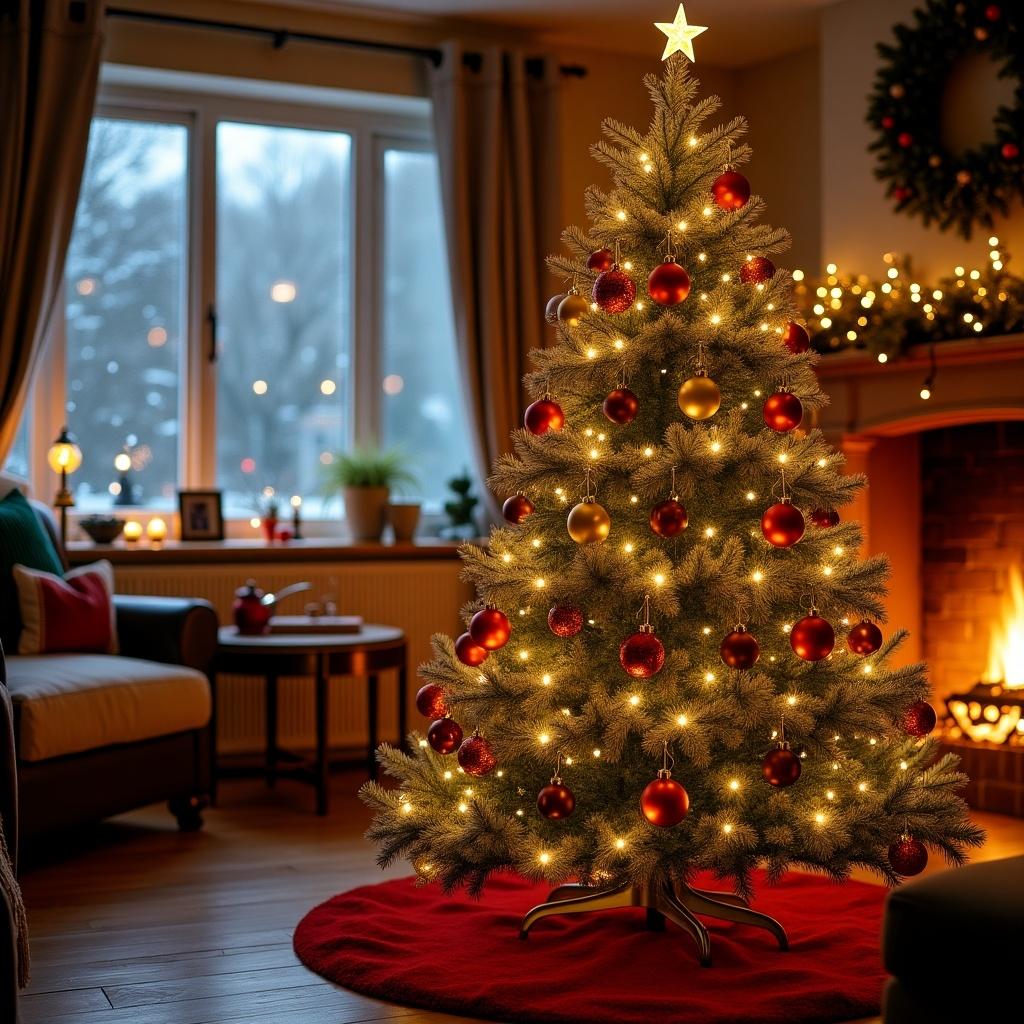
[5,654,210,762]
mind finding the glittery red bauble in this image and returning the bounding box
[889,836,928,876]
[810,507,840,528]
[897,132,913,148]
[782,321,810,354]
[901,700,937,738]
[502,493,534,524]
[640,776,689,827]
[524,398,564,435]
[647,260,691,305]
[893,186,913,204]
[761,746,802,787]
[537,782,576,819]
[547,604,584,638]
[427,717,463,754]
[761,501,805,547]
[847,620,883,655]
[649,497,688,538]
[469,607,511,650]
[720,628,760,669]
[740,257,775,284]
[763,390,803,432]
[603,387,639,424]
[592,268,636,313]
[544,292,566,324]
[881,115,895,130]
[711,169,751,211]
[790,614,835,661]
[415,683,448,719]
[619,630,665,678]
[986,4,1002,20]
[457,733,496,776]
[454,631,488,666]
[587,247,614,272]
[1002,142,1020,160]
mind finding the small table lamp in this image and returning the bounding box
[47,426,82,546]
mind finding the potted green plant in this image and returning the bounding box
[324,447,417,542]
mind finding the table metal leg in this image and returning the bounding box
[265,673,278,788]
[315,654,329,816]
[367,673,379,780]
[397,655,408,752]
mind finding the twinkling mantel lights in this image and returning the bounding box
[361,52,983,964]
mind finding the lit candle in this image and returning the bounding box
[147,517,167,543]
[290,494,303,540]
[123,520,142,542]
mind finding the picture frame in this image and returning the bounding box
[177,490,224,541]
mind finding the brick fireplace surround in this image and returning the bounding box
[816,334,1024,815]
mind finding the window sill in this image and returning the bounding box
[66,537,469,567]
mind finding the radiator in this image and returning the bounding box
[110,560,471,755]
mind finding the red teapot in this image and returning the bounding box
[233,579,311,635]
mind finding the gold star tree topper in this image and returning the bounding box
[656,3,708,62]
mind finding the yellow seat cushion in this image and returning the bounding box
[5,654,210,762]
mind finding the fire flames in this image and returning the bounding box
[984,565,1024,689]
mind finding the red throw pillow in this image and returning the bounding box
[13,560,118,655]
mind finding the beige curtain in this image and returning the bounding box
[0,0,105,461]
[430,44,560,519]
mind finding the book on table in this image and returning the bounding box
[269,615,363,634]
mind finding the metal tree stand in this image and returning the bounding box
[519,876,789,967]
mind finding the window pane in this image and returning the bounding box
[381,149,474,510]
[216,122,351,516]
[65,117,187,510]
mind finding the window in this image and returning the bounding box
[14,77,474,528]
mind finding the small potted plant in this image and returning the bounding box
[324,447,417,542]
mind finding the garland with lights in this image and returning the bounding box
[867,0,1023,238]
[360,52,982,957]
[794,239,1024,360]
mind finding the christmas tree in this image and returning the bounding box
[361,26,982,963]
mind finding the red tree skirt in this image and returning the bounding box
[294,871,887,1024]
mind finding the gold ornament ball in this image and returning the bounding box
[557,292,590,327]
[678,373,721,421]
[567,498,611,544]
[928,154,942,168]
[956,169,972,187]
[889,83,905,99]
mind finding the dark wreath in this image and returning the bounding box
[867,0,1023,238]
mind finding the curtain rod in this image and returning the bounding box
[105,7,587,76]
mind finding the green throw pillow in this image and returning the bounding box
[0,490,64,653]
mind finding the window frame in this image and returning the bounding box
[24,75,442,528]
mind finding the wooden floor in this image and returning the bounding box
[18,771,1024,1024]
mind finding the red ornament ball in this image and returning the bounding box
[762,745,802,787]
[986,4,1001,20]
[810,507,840,528]
[603,387,639,424]
[790,613,835,662]
[455,631,488,667]
[548,604,584,638]
[640,775,689,827]
[457,733,496,776]
[711,169,751,211]
[619,629,665,678]
[763,390,803,432]
[592,268,636,313]
[649,497,688,538]
[647,260,691,305]
[901,700,937,738]
[1002,142,1020,160]
[889,836,928,876]
[761,500,805,548]
[587,247,615,272]
[524,397,564,435]
[415,683,448,719]
[720,627,760,669]
[782,321,810,354]
[537,781,576,819]
[502,493,534,524]
[893,186,914,205]
[847,619,883,655]
[881,115,895,130]
[427,717,463,754]
[897,132,913,148]
[544,292,566,324]
[740,257,775,284]
[469,607,511,650]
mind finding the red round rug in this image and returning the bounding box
[294,870,888,1024]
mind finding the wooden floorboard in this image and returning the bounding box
[18,769,1024,1024]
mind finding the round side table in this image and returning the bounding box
[215,625,407,815]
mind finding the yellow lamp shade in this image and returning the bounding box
[47,428,82,475]
[147,517,167,541]
[123,520,143,542]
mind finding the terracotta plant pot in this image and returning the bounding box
[386,502,421,542]
[344,486,389,541]
[261,516,278,542]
